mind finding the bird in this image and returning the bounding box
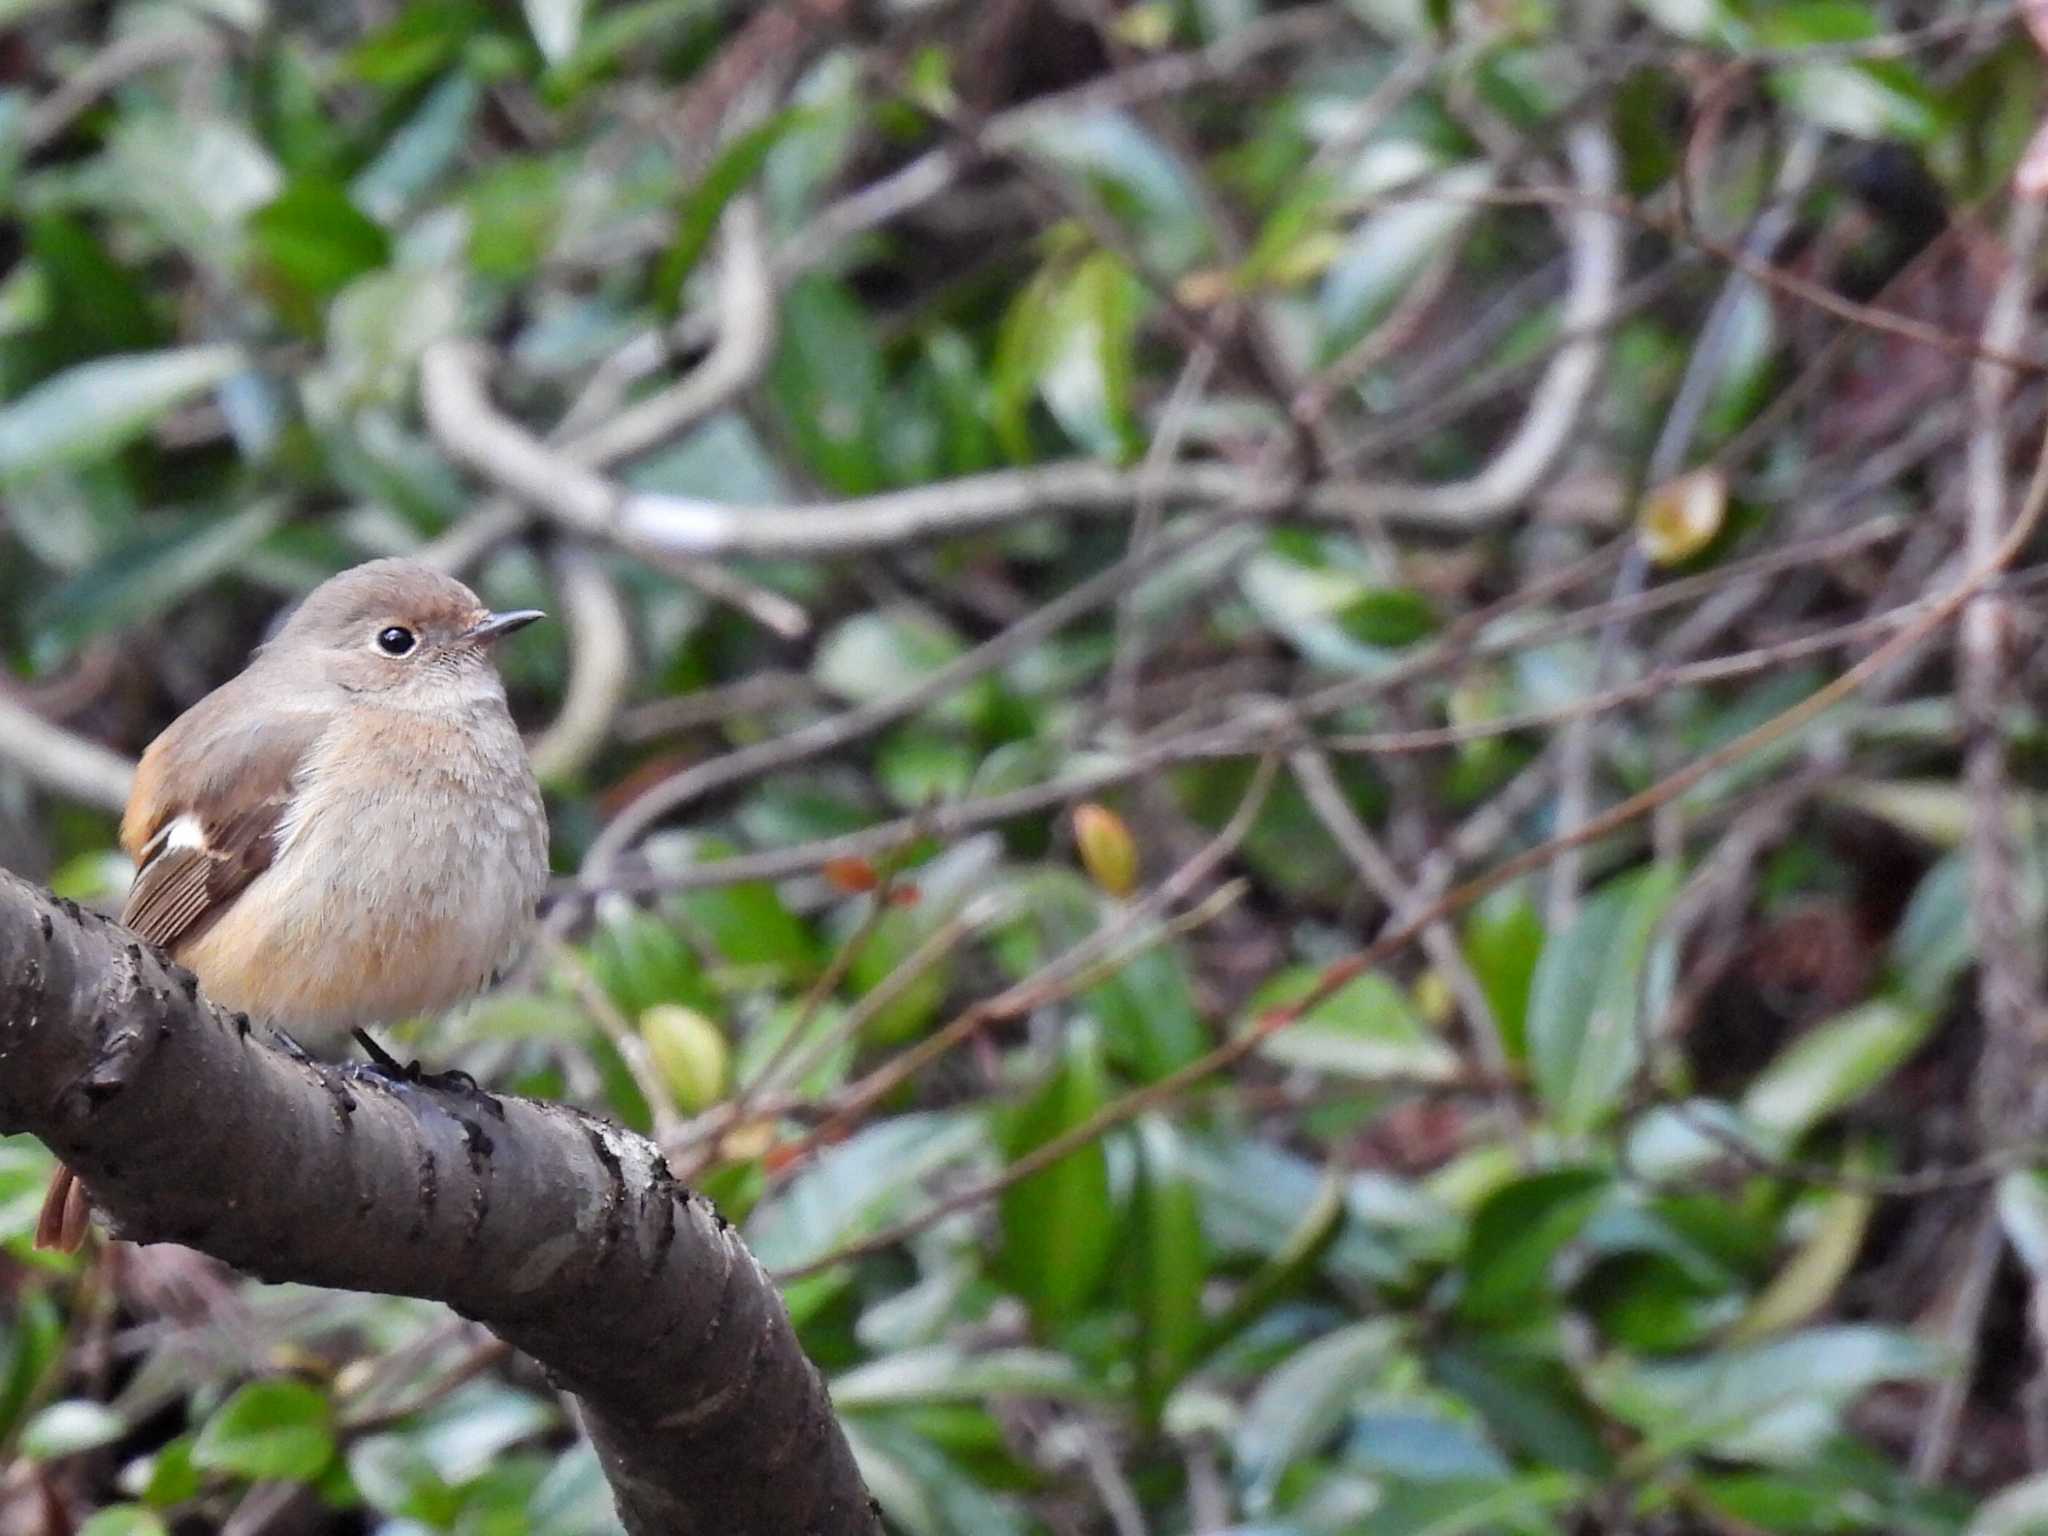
[35,559,550,1251]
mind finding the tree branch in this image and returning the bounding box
[0,871,880,1536]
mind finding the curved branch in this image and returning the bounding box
[559,198,778,469]
[0,871,879,1536]
[528,546,636,785]
[422,122,1619,555]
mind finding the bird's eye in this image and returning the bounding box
[376,626,417,656]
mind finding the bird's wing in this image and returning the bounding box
[120,689,329,955]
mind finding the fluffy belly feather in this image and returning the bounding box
[176,718,545,1046]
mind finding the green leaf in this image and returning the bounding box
[464,157,567,281]
[78,1511,169,1536]
[877,727,977,809]
[1600,1325,1941,1465]
[672,875,820,985]
[1195,1170,1346,1362]
[523,0,587,63]
[1613,66,1686,194]
[1585,1252,1732,1353]
[1039,250,1144,463]
[653,107,817,311]
[250,177,392,303]
[1430,1337,1614,1476]
[1740,1000,1935,1148]
[0,1289,67,1445]
[844,1418,1033,1536]
[1526,864,1680,1134]
[1336,588,1439,648]
[832,1347,1092,1408]
[1458,1168,1611,1324]
[1253,969,1461,1083]
[1319,161,1493,357]
[1236,1320,1399,1514]
[748,1112,988,1275]
[0,345,245,482]
[350,73,483,221]
[1083,940,1207,1082]
[991,256,1065,461]
[1464,887,1544,1061]
[193,1380,336,1483]
[1761,4,1941,143]
[843,903,953,1045]
[28,500,282,664]
[999,1027,1116,1327]
[585,894,718,1017]
[27,215,165,367]
[1727,1176,1874,1343]
[1011,112,1211,272]
[137,1435,199,1506]
[812,607,989,727]
[21,1399,125,1458]
[1891,850,1969,1011]
[348,2,489,88]
[1126,1117,1206,1420]
[769,276,886,493]
[348,1435,458,1522]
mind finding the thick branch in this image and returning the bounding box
[0,871,879,1536]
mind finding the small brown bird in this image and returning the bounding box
[36,559,550,1251]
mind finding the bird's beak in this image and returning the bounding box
[465,609,546,645]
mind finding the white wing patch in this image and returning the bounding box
[163,814,207,853]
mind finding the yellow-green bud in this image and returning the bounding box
[1073,803,1139,897]
[639,1004,729,1113]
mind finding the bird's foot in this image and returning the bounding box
[349,1027,414,1079]
[271,1027,315,1064]
[348,1029,501,1117]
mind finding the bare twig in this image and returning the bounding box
[1549,129,1824,923]
[578,511,1263,875]
[766,760,1278,1182]
[1109,344,1218,733]
[528,548,635,785]
[1912,1203,2007,1482]
[1918,192,2048,1486]
[557,199,777,470]
[779,416,2048,1278]
[1289,747,1527,1150]
[26,24,224,147]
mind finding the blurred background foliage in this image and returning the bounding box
[2,0,2048,1532]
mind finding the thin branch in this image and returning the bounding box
[1550,128,1823,923]
[1109,343,1218,733]
[26,24,224,147]
[423,120,1621,551]
[779,417,2048,1277]
[578,511,1262,875]
[1289,747,1527,1150]
[574,517,1922,899]
[1922,193,2048,1487]
[1912,1202,2008,1482]
[528,547,636,785]
[765,760,1278,1184]
[558,198,777,470]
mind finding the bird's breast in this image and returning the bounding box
[176,707,547,1041]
